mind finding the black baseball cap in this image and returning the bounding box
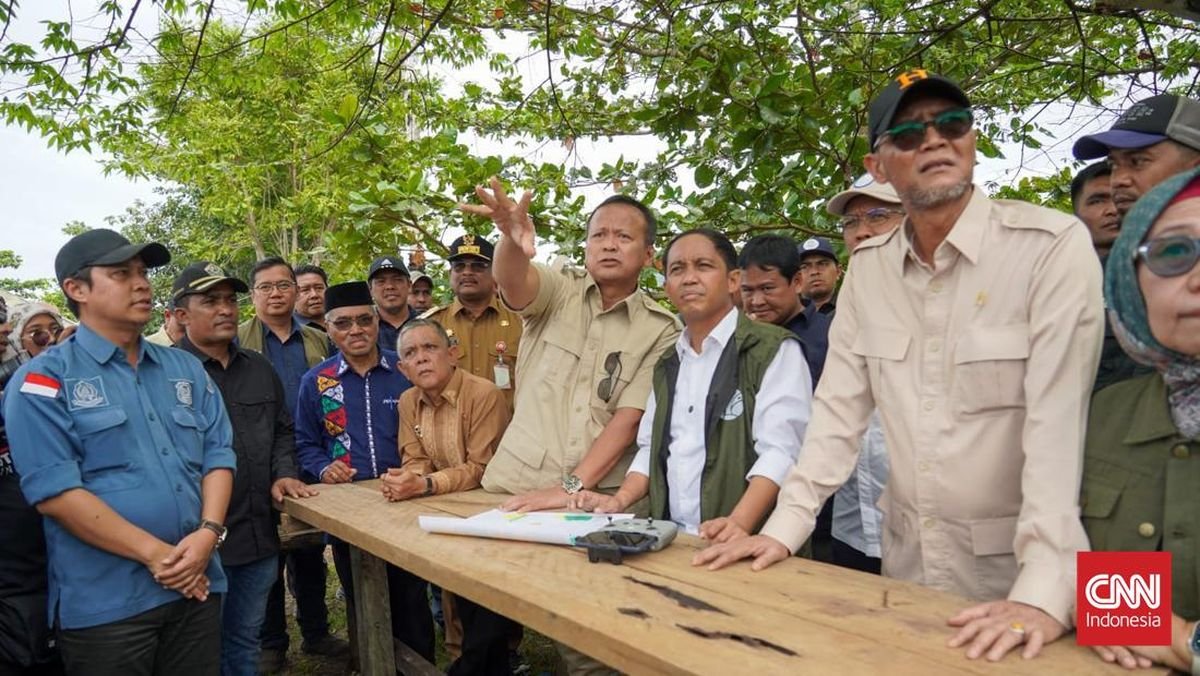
[1072,94,1200,160]
[172,261,249,302]
[55,228,171,284]
[446,234,495,261]
[868,69,971,148]
[798,236,839,263]
[367,255,410,281]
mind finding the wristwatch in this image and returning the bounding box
[424,476,435,497]
[1188,619,1200,676]
[199,519,227,548]
[562,474,583,495]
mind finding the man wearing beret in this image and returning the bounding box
[3,230,237,675]
[293,281,434,664]
[699,70,1103,664]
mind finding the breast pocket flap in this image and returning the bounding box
[955,324,1030,364]
[73,408,128,435]
[851,326,911,361]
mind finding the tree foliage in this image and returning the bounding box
[2,1,1198,272]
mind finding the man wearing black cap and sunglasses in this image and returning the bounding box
[699,70,1104,665]
[3,230,238,675]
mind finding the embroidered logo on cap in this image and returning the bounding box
[204,263,223,277]
[802,238,820,251]
[895,68,929,89]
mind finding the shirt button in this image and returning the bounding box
[922,517,936,529]
[148,412,156,421]
[175,484,183,493]
[1172,443,1189,459]
[918,461,930,472]
[1138,522,1156,538]
[929,281,943,293]
[923,401,934,412]
[928,342,940,353]
[161,449,169,456]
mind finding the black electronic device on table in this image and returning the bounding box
[573,517,679,564]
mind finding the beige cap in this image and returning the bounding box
[825,174,902,216]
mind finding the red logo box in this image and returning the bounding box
[1077,551,1172,646]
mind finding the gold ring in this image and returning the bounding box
[1008,621,1026,635]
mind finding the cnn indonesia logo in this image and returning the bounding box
[1076,551,1172,646]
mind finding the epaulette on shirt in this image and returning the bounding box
[418,305,447,320]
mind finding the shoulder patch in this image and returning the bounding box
[20,372,61,399]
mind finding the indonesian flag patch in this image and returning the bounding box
[20,373,61,398]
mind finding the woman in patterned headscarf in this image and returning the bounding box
[1080,166,1200,672]
[8,302,64,360]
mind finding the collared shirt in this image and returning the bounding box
[482,258,681,493]
[294,312,327,334]
[421,296,523,409]
[179,337,298,566]
[831,410,889,558]
[295,349,409,482]
[377,307,414,355]
[399,368,510,495]
[261,317,310,414]
[144,326,175,347]
[628,308,809,534]
[2,324,236,629]
[783,302,830,386]
[759,188,1102,627]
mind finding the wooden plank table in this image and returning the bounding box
[283,483,1135,675]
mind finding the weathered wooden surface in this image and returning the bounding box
[284,483,1133,675]
[350,547,396,676]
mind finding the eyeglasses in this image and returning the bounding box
[596,351,622,402]
[840,207,906,232]
[253,281,295,294]
[875,108,974,151]
[451,260,491,273]
[1135,235,1200,277]
[329,314,376,331]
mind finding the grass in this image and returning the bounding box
[275,556,563,675]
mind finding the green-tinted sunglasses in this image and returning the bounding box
[876,108,974,151]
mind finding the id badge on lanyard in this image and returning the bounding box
[493,340,512,390]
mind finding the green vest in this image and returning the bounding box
[648,313,796,530]
[237,316,329,368]
[1081,372,1199,620]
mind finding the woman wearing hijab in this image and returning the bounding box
[1081,166,1200,673]
[8,302,64,360]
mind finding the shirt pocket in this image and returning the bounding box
[1079,461,1129,552]
[952,324,1029,415]
[851,326,910,404]
[540,325,581,388]
[591,349,637,413]
[170,408,207,475]
[72,408,139,492]
[968,515,1019,601]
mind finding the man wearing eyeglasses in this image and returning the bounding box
[698,70,1103,664]
[237,256,341,673]
[421,235,523,412]
[294,281,434,665]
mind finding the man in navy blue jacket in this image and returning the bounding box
[294,281,434,665]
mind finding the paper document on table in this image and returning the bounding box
[419,509,635,546]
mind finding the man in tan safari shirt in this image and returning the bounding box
[697,70,1103,664]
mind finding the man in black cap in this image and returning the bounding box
[367,255,414,354]
[698,69,1103,665]
[797,236,841,315]
[293,281,433,665]
[3,229,238,675]
[172,262,319,676]
[421,235,522,412]
[1072,94,1200,221]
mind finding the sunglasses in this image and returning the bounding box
[840,207,906,232]
[329,314,376,331]
[451,260,491,273]
[25,325,64,347]
[876,108,974,152]
[596,351,622,402]
[1135,235,1200,277]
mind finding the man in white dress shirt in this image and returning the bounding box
[571,228,811,542]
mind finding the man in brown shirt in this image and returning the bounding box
[382,318,514,675]
[421,235,523,410]
[697,70,1102,664]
